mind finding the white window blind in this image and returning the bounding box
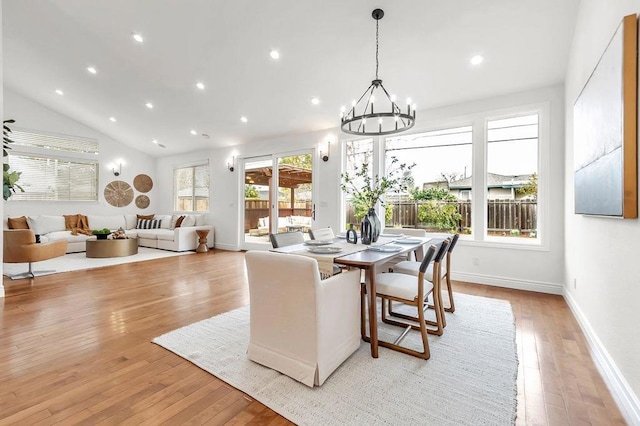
[7,129,99,201]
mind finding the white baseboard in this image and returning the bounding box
[213,243,241,252]
[563,290,640,425]
[452,271,563,295]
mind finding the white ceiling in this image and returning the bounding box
[2,0,579,157]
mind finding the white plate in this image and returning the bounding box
[367,244,403,253]
[304,240,333,246]
[380,233,403,237]
[394,238,423,244]
[306,246,343,254]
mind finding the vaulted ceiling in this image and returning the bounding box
[2,0,579,157]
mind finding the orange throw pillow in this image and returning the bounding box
[174,215,186,228]
[8,216,29,229]
[137,214,154,220]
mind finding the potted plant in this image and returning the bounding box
[92,228,112,240]
[3,119,24,200]
[341,156,414,242]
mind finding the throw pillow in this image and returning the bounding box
[174,215,186,228]
[7,216,29,229]
[64,214,80,230]
[181,215,196,227]
[137,218,162,229]
[137,214,155,221]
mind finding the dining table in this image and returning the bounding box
[271,233,431,358]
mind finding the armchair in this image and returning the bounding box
[4,229,68,279]
[245,250,361,387]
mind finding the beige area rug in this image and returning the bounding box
[3,247,193,277]
[153,293,518,425]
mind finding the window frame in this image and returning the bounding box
[341,102,550,251]
[173,161,210,213]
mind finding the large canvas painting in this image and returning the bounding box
[574,14,637,218]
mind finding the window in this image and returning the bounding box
[174,163,210,212]
[343,139,373,229]
[385,126,473,233]
[486,114,539,239]
[7,129,98,201]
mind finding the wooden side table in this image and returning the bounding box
[195,229,209,253]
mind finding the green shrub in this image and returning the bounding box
[417,201,461,231]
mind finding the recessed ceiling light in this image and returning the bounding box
[109,117,116,122]
[145,102,153,109]
[310,97,320,105]
[190,130,197,135]
[152,139,158,144]
[196,82,205,90]
[87,66,97,74]
[132,33,144,43]
[270,49,280,60]
[240,116,248,123]
[470,55,484,65]
[55,89,64,95]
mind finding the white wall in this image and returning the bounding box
[3,88,157,218]
[1,2,5,298]
[155,85,566,293]
[564,0,640,422]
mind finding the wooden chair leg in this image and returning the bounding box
[444,273,455,313]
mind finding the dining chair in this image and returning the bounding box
[309,227,335,240]
[275,229,342,276]
[363,245,437,359]
[245,250,362,386]
[269,231,304,248]
[382,238,450,335]
[392,233,460,313]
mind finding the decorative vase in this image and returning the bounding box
[346,223,358,244]
[361,216,372,245]
[366,208,381,243]
[96,233,109,240]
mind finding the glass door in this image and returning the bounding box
[242,150,314,250]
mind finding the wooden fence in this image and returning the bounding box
[244,200,312,232]
[347,200,537,235]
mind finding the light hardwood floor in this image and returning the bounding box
[0,250,626,425]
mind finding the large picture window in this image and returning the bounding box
[174,163,210,212]
[343,139,373,228]
[7,129,98,201]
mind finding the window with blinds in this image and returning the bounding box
[174,163,210,212]
[7,129,99,201]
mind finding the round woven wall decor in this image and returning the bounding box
[104,181,134,207]
[135,194,150,209]
[133,174,153,193]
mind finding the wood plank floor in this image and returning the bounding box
[0,250,625,425]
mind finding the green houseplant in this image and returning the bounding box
[3,119,24,200]
[92,228,112,240]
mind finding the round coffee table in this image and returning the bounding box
[195,229,209,253]
[86,238,138,258]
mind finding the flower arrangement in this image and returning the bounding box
[340,156,415,219]
[92,228,112,239]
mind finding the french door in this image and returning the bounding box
[241,150,315,250]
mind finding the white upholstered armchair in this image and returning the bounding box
[245,250,362,387]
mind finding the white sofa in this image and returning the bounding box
[7,214,214,253]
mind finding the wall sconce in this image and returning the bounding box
[320,142,330,162]
[227,156,236,172]
[112,163,122,176]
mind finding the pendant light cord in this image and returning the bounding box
[375,18,379,80]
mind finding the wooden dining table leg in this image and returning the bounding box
[367,266,379,358]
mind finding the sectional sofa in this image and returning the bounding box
[5,214,214,253]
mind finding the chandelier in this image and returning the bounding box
[341,9,415,136]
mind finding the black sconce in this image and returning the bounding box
[228,156,235,172]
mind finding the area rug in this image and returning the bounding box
[153,293,518,425]
[3,247,193,277]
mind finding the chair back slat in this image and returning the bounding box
[434,238,450,264]
[269,231,305,248]
[448,233,460,253]
[418,245,437,274]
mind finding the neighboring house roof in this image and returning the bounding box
[422,180,450,190]
[449,173,533,190]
